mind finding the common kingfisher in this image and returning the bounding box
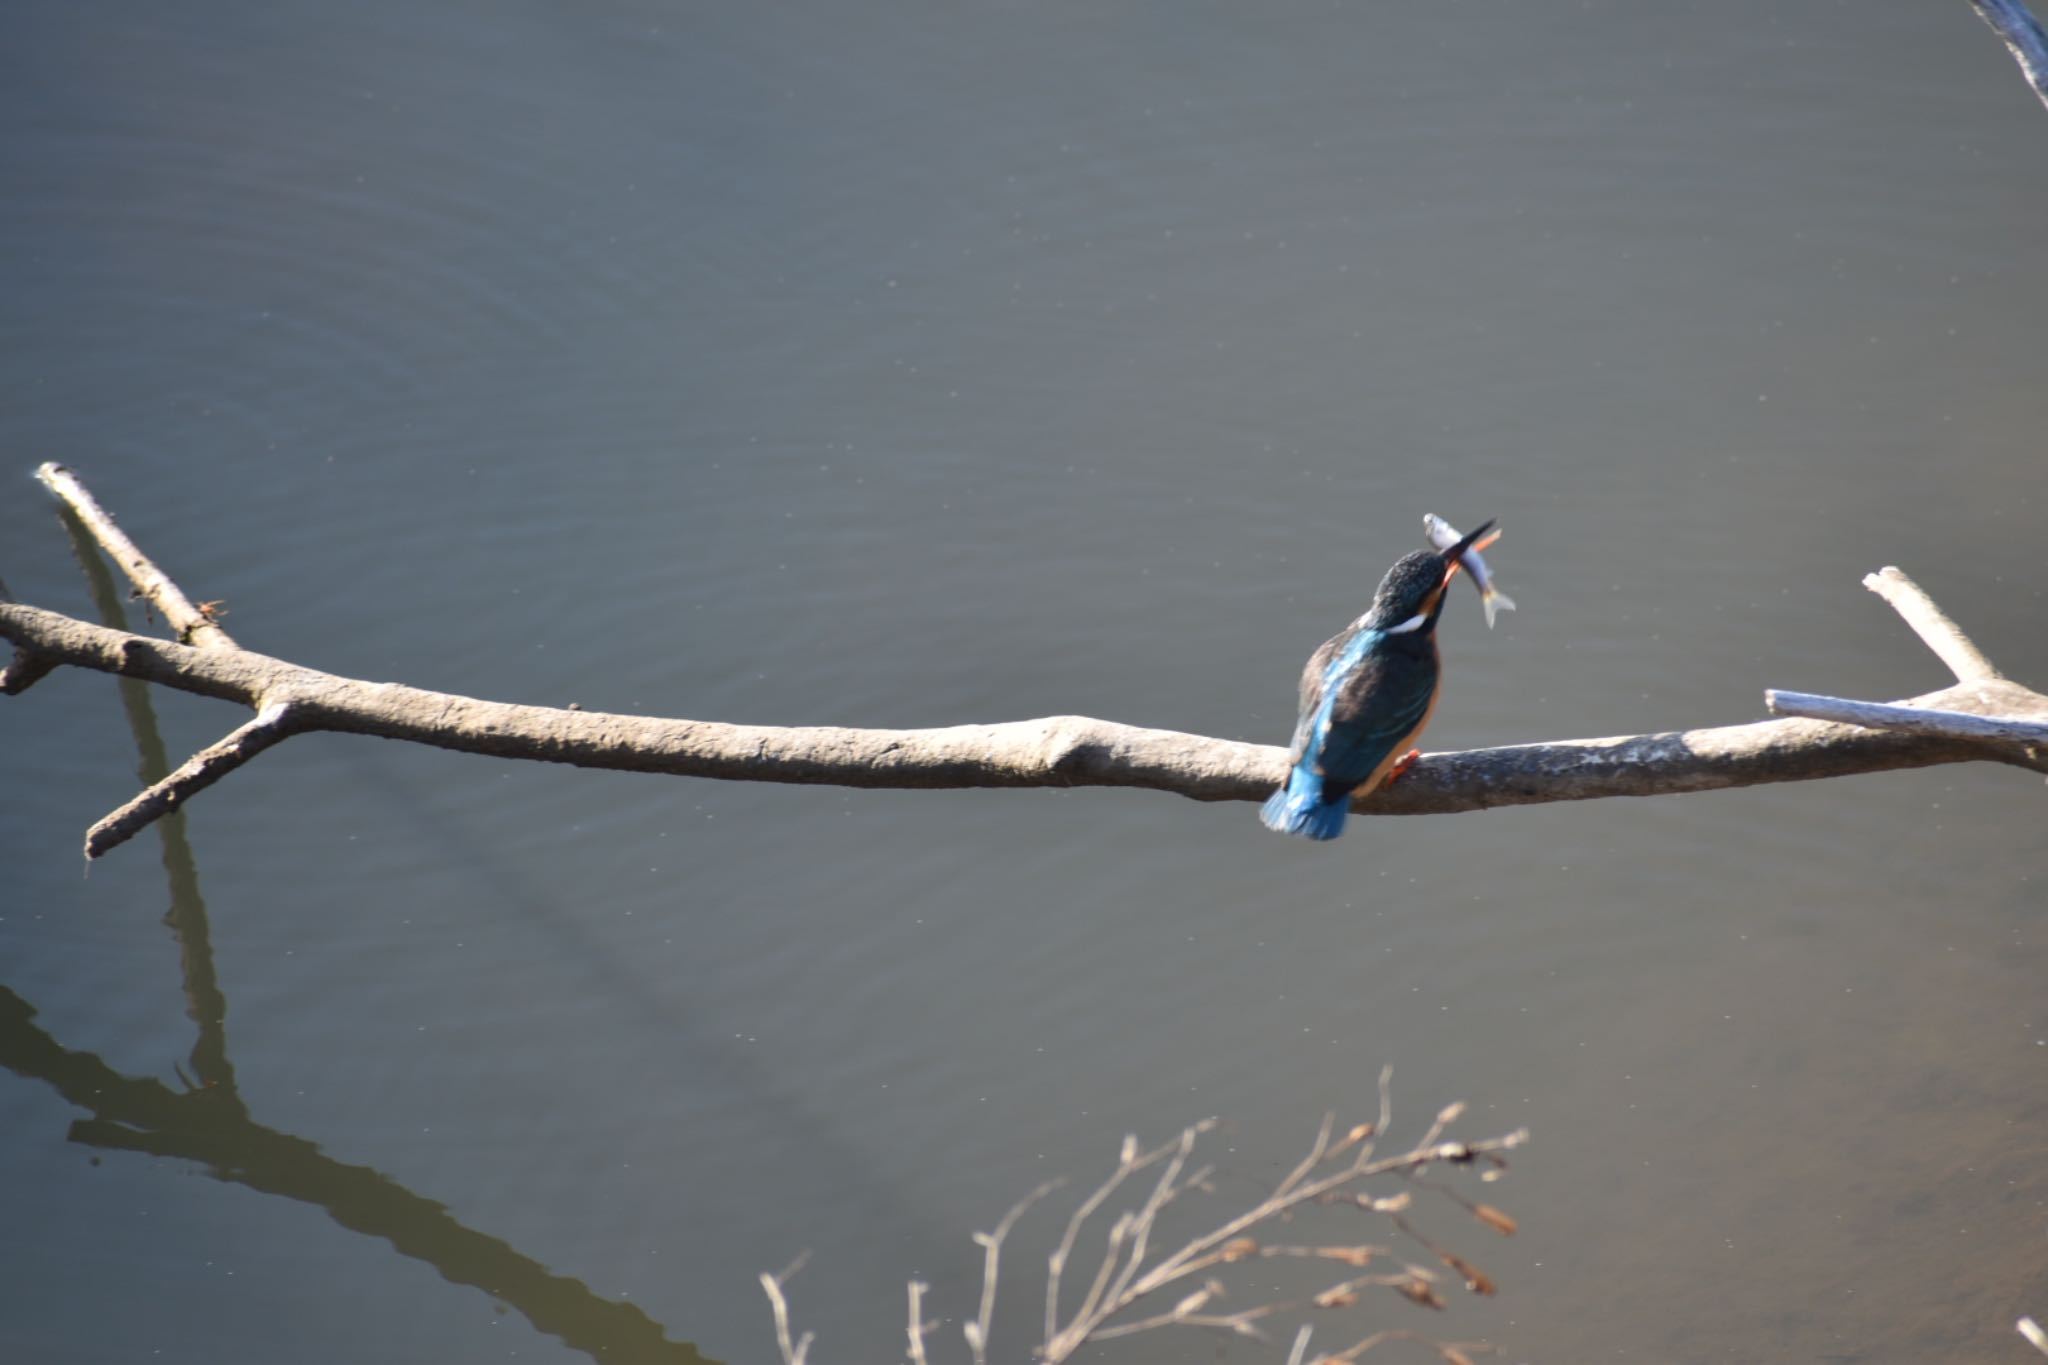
[1259,520,1495,841]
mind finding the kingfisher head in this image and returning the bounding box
[1365,518,1496,634]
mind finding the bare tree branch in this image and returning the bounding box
[35,463,237,649]
[7,469,2047,863]
[1860,566,2003,683]
[1308,1326,1494,1365]
[83,701,303,859]
[6,599,2045,853]
[760,1254,813,1365]
[966,1178,1062,1365]
[1766,690,2048,747]
[906,1280,933,1365]
[765,1074,1525,1364]
[0,642,61,695]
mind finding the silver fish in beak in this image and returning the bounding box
[1423,512,1517,628]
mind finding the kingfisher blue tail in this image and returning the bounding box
[1259,766,1349,841]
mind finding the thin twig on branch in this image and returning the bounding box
[1859,566,2002,683]
[764,1069,1525,1363]
[1764,691,2048,747]
[761,1254,814,1365]
[5,468,2046,861]
[34,463,237,650]
[83,701,304,859]
[1763,567,2048,761]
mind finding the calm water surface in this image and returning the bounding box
[4,3,2045,1362]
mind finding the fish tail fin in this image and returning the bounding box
[1259,767,1349,841]
[1482,588,1517,629]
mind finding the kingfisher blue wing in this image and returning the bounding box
[1283,626,1354,758]
[1313,639,1440,792]
[1262,623,1442,840]
[1262,524,1487,841]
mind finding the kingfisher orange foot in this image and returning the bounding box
[1386,749,1423,783]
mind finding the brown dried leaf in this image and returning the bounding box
[1396,1278,1448,1310]
[1313,1287,1359,1309]
[1371,1191,1412,1213]
[1473,1203,1518,1236]
[1345,1121,1377,1144]
[1314,1245,1377,1268]
[1441,1252,1496,1296]
[1220,1237,1259,1262]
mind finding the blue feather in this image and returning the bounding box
[1259,766,1349,840]
[1263,614,1443,841]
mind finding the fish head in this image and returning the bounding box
[1435,518,1497,582]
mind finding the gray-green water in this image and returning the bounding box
[4,3,2045,1361]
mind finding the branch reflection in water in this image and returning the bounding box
[5,508,717,1365]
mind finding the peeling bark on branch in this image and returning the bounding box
[4,469,2047,861]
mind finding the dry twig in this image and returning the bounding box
[761,1068,1525,1363]
[34,463,237,649]
[760,1253,813,1365]
[1765,567,2048,760]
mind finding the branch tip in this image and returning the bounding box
[36,462,238,650]
[1766,689,2048,747]
[1861,566,2001,683]
[82,703,302,859]
[1,644,61,695]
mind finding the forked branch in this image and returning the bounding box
[5,465,2046,862]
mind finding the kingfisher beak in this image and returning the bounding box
[1438,518,1497,582]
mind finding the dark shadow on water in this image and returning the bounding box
[27,509,720,1364]
[61,503,241,1103]
[0,984,713,1364]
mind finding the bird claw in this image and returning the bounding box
[1387,749,1423,783]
